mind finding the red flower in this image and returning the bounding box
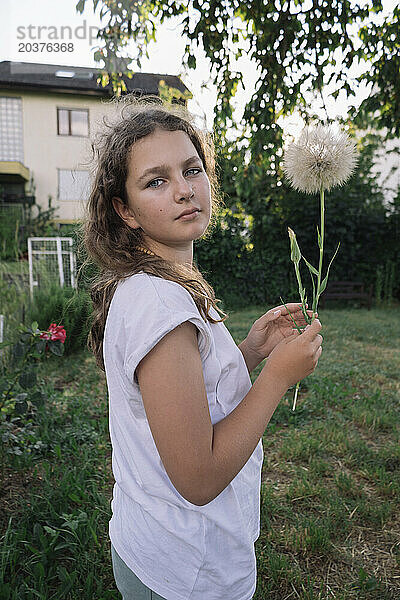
[40,323,67,344]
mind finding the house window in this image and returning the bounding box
[57,108,89,136]
[0,96,24,162]
[58,169,90,201]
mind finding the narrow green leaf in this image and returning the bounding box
[69,492,81,503]
[288,227,302,265]
[311,273,317,314]
[319,242,341,296]
[55,542,75,551]
[303,257,319,276]
[89,524,99,546]
[319,275,328,295]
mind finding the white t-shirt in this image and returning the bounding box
[104,272,264,600]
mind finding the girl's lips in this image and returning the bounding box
[178,210,200,220]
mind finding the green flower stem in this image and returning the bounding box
[292,381,300,411]
[294,264,306,310]
[291,187,325,411]
[315,187,325,311]
[279,298,304,411]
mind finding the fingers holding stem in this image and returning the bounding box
[279,297,303,411]
[279,297,303,333]
[279,298,319,411]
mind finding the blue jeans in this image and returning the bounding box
[111,545,167,600]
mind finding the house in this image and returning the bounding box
[0,60,191,223]
[372,136,400,207]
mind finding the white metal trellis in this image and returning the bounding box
[27,237,77,298]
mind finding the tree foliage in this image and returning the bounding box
[76,0,400,305]
[76,0,399,138]
[350,3,400,137]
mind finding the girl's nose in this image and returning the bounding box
[174,176,193,201]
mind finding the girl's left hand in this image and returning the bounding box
[244,304,316,363]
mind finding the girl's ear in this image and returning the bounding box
[112,197,140,229]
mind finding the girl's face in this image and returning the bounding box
[112,128,212,265]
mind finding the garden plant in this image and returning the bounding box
[0,322,66,466]
[281,124,358,409]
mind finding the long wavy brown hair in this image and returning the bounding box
[83,94,228,370]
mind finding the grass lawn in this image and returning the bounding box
[1,306,399,599]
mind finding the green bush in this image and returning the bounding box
[0,199,60,261]
[28,285,92,355]
[0,322,65,460]
[0,261,30,346]
[0,205,23,260]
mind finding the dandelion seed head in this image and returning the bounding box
[283,125,358,194]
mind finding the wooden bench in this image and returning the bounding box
[320,281,373,310]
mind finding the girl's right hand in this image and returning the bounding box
[264,318,323,388]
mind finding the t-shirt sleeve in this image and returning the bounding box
[122,275,212,386]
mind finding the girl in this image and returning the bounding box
[84,95,322,600]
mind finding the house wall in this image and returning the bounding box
[0,89,115,222]
[372,137,400,206]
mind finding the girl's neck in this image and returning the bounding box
[135,243,193,270]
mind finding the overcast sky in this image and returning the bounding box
[0,0,397,137]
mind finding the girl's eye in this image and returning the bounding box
[186,168,202,176]
[147,178,164,188]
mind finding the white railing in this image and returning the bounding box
[27,237,76,298]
